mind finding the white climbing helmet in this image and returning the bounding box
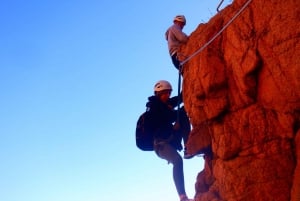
[154,80,172,92]
[173,15,186,25]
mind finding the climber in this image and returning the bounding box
[145,80,194,201]
[165,15,188,71]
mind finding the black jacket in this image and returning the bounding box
[146,95,182,141]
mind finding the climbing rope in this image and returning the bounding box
[180,0,252,66]
[217,0,225,12]
[176,0,252,122]
[177,68,181,122]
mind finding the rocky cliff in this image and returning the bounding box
[180,0,300,200]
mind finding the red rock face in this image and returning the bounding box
[180,0,300,200]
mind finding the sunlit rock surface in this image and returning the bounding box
[180,0,300,200]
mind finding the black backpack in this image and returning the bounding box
[135,111,154,151]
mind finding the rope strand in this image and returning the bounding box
[180,0,252,66]
[217,0,225,12]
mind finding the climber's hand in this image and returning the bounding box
[173,122,180,131]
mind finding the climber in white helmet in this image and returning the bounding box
[165,15,189,71]
[145,80,194,201]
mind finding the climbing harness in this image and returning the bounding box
[180,0,252,67]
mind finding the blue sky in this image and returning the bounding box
[0,1,231,201]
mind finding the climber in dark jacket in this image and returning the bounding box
[147,92,180,147]
[146,80,193,201]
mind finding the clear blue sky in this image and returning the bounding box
[0,1,231,201]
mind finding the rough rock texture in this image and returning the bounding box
[180,0,300,200]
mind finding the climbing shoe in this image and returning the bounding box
[183,147,198,159]
[183,150,195,159]
[180,195,194,201]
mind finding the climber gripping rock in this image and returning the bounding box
[165,15,189,71]
[143,80,194,201]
